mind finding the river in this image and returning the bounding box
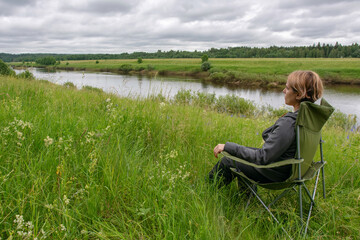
[15,68,360,121]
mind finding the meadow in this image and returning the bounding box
[0,75,359,239]
[13,58,360,86]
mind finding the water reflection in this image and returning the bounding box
[15,68,360,120]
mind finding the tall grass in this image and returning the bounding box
[0,76,359,239]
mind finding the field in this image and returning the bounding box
[0,75,359,239]
[12,58,360,86]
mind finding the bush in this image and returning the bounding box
[17,70,34,79]
[63,82,76,89]
[137,58,143,64]
[209,72,227,82]
[119,64,133,74]
[201,54,209,63]
[96,60,99,64]
[0,60,16,76]
[135,66,145,71]
[174,89,193,104]
[201,61,212,71]
[215,95,255,115]
[193,92,216,108]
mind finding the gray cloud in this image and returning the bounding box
[0,0,359,53]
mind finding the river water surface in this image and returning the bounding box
[16,68,360,120]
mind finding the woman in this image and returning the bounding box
[209,70,324,185]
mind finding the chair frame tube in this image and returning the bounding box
[296,126,303,220]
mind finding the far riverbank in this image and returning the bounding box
[11,58,360,88]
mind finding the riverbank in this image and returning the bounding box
[0,75,359,239]
[11,58,360,88]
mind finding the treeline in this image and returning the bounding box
[1,42,359,62]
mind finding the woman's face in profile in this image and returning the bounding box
[283,81,299,108]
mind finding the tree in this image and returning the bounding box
[201,54,208,63]
[0,60,15,76]
[36,56,56,65]
[137,57,143,64]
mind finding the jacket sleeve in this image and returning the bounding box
[223,116,296,166]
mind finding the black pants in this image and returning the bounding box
[209,156,271,186]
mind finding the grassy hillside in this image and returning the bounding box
[0,76,359,239]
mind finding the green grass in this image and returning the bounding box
[11,58,360,85]
[0,76,359,239]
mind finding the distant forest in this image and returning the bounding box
[1,42,359,62]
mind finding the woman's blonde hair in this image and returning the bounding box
[287,70,323,102]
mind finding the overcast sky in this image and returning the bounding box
[0,0,359,54]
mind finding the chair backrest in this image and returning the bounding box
[289,98,334,180]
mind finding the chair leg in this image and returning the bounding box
[241,180,293,239]
[304,171,321,236]
[321,167,326,199]
[299,184,303,221]
[303,185,315,206]
[320,138,326,199]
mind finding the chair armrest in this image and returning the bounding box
[221,151,304,169]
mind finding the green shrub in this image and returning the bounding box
[119,64,133,74]
[215,95,255,115]
[201,54,209,63]
[174,89,192,104]
[209,72,227,82]
[135,66,145,71]
[0,60,16,76]
[96,60,99,64]
[201,61,212,71]
[137,57,143,64]
[193,92,216,108]
[17,70,34,80]
[63,82,76,89]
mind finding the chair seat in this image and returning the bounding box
[230,161,326,190]
[230,167,296,190]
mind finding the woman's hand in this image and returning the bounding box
[213,144,225,158]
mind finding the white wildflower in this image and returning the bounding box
[85,131,95,144]
[14,215,24,229]
[17,131,23,140]
[44,136,54,147]
[26,221,34,230]
[60,224,66,231]
[106,98,111,103]
[160,102,166,108]
[81,229,88,235]
[45,204,54,209]
[63,195,70,205]
[169,150,178,159]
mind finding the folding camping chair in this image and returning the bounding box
[222,98,334,238]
